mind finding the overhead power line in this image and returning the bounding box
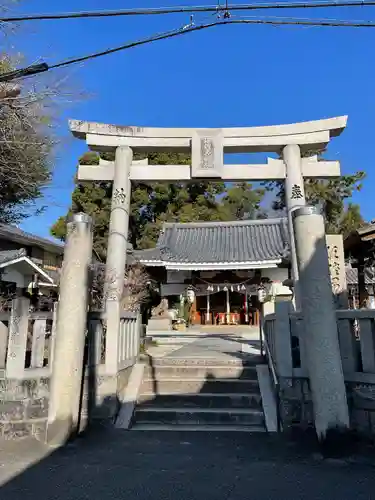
[1,16,375,83]
[2,1,375,23]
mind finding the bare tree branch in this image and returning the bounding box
[90,262,151,312]
[0,47,87,223]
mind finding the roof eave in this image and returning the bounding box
[0,227,64,255]
[0,256,55,284]
[137,260,165,267]
[153,259,283,271]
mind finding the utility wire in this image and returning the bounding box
[1,16,375,82]
[2,1,375,22]
[42,17,375,71]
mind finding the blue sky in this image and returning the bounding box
[7,0,375,239]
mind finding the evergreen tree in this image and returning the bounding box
[50,151,265,259]
[265,170,366,237]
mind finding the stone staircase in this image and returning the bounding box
[131,357,266,432]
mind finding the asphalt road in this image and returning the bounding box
[1,430,375,500]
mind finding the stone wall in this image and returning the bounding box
[0,376,50,440]
[0,366,133,440]
[279,377,375,435]
[347,381,375,435]
[279,377,314,430]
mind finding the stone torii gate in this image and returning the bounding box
[69,116,347,375]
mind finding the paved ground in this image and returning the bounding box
[2,334,375,499]
[147,334,261,360]
[164,336,261,360]
[1,430,375,499]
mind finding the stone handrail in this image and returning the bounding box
[262,313,282,431]
[118,314,141,371]
[87,311,141,371]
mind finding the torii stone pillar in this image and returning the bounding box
[105,146,132,375]
[293,206,349,441]
[283,144,307,308]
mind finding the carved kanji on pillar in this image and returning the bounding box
[326,234,348,308]
[290,184,304,200]
[113,188,127,204]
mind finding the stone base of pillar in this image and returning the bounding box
[46,418,75,447]
[318,426,359,458]
[146,317,172,333]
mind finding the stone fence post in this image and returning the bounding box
[4,298,30,378]
[47,213,93,446]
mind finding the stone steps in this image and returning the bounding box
[142,364,258,380]
[138,392,262,409]
[131,357,266,432]
[139,355,263,367]
[140,378,260,394]
[134,407,265,426]
[130,423,266,432]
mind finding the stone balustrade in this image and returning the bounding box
[263,304,375,435]
[0,299,141,440]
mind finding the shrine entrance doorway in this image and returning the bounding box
[194,290,260,327]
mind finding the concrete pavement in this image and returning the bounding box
[1,430,375,499]
[2,334,375,499]
[146,334,261,361]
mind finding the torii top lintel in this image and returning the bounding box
[69,116,347,155]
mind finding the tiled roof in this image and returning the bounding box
[134,219,290,266]
[0,224,63,254]
[0,248,57,284]
[134,247,163,262]
[346,267,375,285]
[0,248,27,265]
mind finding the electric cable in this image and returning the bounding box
[1,17,375,82]
[2,1,375,23]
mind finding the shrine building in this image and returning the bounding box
[134,218,293,326]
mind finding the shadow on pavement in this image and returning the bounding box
[2,425,375,500]
[2,334,375,499]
